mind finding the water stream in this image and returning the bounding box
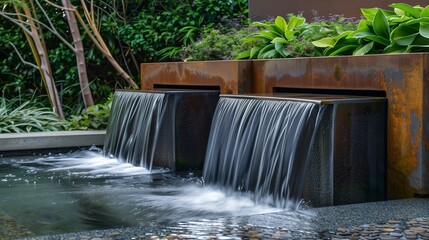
[103,91,166,170]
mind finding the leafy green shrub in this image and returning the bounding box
[65,98,112,131]
[237,14,358,59]
[237,15,307,59]
[0,98,66,133]
[313,3,429,55]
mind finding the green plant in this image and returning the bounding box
[0,97,66,133]
[236,15,307,59]
[313,3,429,55]
[66,97,112,130]
[119,0,248,62]
[236,14,358,59]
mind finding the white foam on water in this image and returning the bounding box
[129,184,282,217]
[16,148,163,177]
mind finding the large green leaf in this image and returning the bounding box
[353,41,374,55]
[373,9,390,39]
[275,16,287,33]
[389,3,421,18]
[391,25,419,45]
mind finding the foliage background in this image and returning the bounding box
[0,0,248,117]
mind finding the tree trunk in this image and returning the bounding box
[62,0,94,107]
[16,2,65,119]
[75,0,138,89]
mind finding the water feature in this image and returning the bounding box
[104,90,218,171]
[204,93,387,208]
[203,96,326,209]
[0,90,387,237]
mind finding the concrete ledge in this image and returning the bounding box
[0,130,106,151]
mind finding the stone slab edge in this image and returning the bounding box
[0,130,106,151]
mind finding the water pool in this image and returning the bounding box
[0,147,313,237]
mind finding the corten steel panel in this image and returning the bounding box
[249,0,429,20]
[253,53,429,199]
[141,60,253,94]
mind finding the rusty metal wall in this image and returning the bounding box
[249,0,429,20]
[252,54,429,199]
[141,61,253,94]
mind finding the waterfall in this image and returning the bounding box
[103,91,166,170]
[203,96,326,208]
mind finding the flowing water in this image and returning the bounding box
[103,91,166,170]
[203,97,326,209]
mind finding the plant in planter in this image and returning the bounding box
[236,14,358,59]
[313,3,429,55]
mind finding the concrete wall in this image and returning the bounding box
[249,0,429,20]
[0,131,105,152]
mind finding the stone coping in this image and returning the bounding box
[0,130,106,152]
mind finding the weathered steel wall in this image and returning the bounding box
[252,53,429,199]
[141,61,253,94]
[249,0,429,20]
